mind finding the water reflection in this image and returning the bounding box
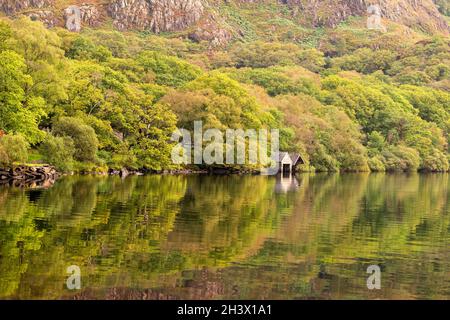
[274,174,299,194]
[0,173,448,300]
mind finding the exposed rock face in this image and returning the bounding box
[0,0,54,15]
[79,4,102,27]
[108,0,204,32]
[189,14,233,47]
[63,4,101,31]
[108,0,152,30]
[149,0,204,32]
[64,5,82,32]
[0,0,57,27]
[285,0,449,33]
[0,0,448,42]
[25,10,57,27]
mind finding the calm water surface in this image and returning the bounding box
[0,173,449,299]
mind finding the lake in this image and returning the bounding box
[0,173,449,299]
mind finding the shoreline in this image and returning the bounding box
[2,165,449,189]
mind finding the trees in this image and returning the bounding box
[274,94,368,172]
[7,18,68,108]
[230,41,302,68]
[66,37,112,62]
[138,51,202,87]
[39,134,75,171]
[382,146,421,172]
[225,67,319,97]
[227,41,325,72]
[331,48,397,74]
[184,72,273,129]
[319,74,449,171]
[127,103,178,171]
[0,20,11,52]
[0,134,29,165]
[0,14,448,173]
[52,117,98,163]
[0,50,45,144]
[160,89,240,130]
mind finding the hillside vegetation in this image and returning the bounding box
[0,1,450,172]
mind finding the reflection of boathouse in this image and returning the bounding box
[275,174,299,193]
[277,152,305,174]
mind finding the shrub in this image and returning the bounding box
[368,156,386,172]
[421,150,449,172]
[0,134,29,165]
[53,117,99,162]
[39,134,75,172]
[367,131,386,156]
[110,143,137,170]
[0,144,9,167]
[382,146,420,171]
[311,146,339,172]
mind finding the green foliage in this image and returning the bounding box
[128,103,178,170]
[368,156,386,172]
[184,72,271,129]
[229,41,324,71]
[0,13,448,172]
[435,0,450,16]
[382,146,421,172]
[332,48,397,74]
[367,131,386,157]
[52,117,98,163]
[422,149,449,172]
[66,37,112,62]
[225,67,319,97]
[0,144,8,167]
[0,134,29,165]
[320,75,448,171]
[0,50,45,144]
[39,134,75,171]
[138,51,202,87]
[230,41,297,68]
[297,48,326,72]
[275,94,368,172]
[7,17,67,106]
[0,20,12,51]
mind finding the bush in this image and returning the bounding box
[53,117,99,162]
[368,156,386,172]
[367,131,386,157]
[421,150,449,172]
[0,134,29,165]
[382,146,420,171]
[39,134,75,172]
[311,146,339,172]
[0,144,9,167]
[110,143,137,170]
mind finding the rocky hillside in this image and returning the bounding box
[285,0,449,31]
[0,0,448,45]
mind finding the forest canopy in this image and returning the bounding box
[0,16,449,172]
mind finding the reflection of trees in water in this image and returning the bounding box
[0,174,448,299]
[165,175,295,264]
[0,175,294,299]
[0,175,189,299]
[236,173,450,299]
